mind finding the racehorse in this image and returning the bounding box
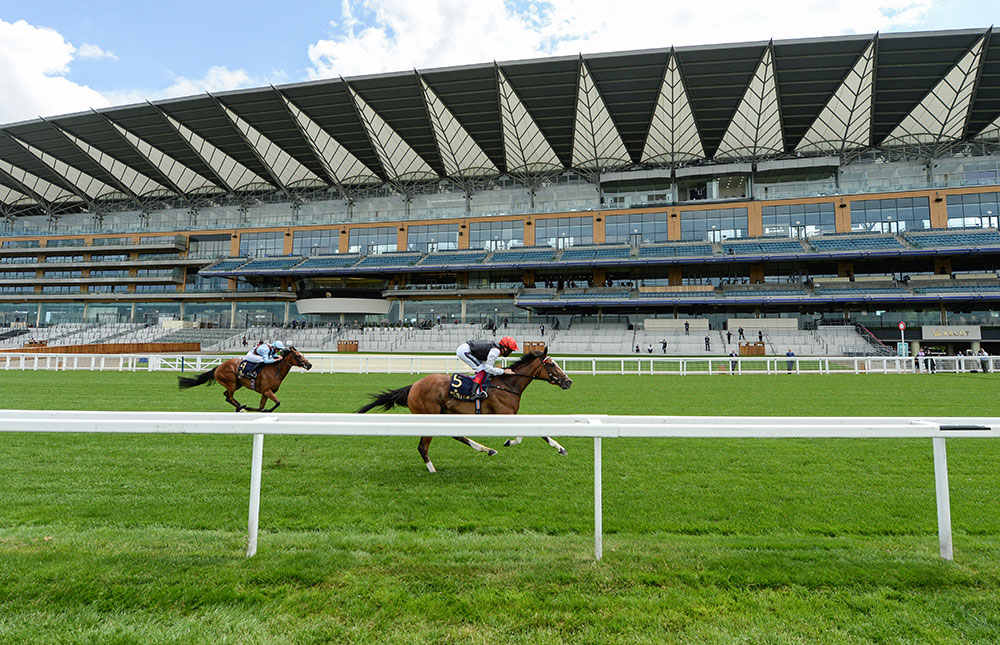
[355,350,572,472]
[177,347,312,412]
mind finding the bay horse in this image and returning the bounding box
[177,347,312,412]
[356,350,572,472]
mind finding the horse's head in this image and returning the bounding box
[283,346,312,371]
[510,349,572,389]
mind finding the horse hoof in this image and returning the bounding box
[503,439,512,447]
[487,449,498,456]
[558,449,568,456]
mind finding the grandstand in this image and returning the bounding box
[3,28,1000,354]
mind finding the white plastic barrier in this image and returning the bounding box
[2,352,997,375]
[1,410,997,561]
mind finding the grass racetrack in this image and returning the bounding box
[2,369,1000,643]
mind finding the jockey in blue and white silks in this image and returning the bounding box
[455,336,517,398]
[244,340,285,378]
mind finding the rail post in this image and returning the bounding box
[933,437,953,560]
[247,433,264,557]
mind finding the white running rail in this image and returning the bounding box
[0,410,997,561]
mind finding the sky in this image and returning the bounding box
[0,0,997,125]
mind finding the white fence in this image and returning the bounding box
[1,352,996,376]
[1,410,997,561]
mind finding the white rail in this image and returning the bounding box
[1,352,995,376]
[1,410,997,561]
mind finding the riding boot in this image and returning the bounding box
[473,372,488,399]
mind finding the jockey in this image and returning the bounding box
[244,340,285,378]
[456,336,517,399]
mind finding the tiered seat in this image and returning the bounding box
[809,236,902,251]
[916,284,1000,293]
[814,287,908,295]
[638,290,718,298]
[236,257,302,271]
[560,290,630,299]
[558,246,631,262]
[355,253,422,268]
[723,287,808,296]
[638,243,713,258]
[295,255,361,269]
[419,251,487,266]
[488,247,556,263]
[905,232,1000,248]
[205,258,248,272]
[722,240,803,254]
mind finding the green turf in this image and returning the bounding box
[2,370,999,643]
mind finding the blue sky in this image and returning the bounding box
[0,0,997,124]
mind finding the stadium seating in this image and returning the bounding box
[205,258,248,272]
[638,244,714,258]
[295,255,362,269]
[808,236,903,251]
[419,251,488,266]
[813,287,909,295]
[904,231,1000,248]
[915,284,1000,293]
[235,257,303,271]
[557,246,631,262]
[487,247,557,263]
[355,253,423,268]
[721,239,804,255]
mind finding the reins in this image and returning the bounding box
[488,358,563,395]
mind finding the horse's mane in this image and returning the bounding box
[508,349,547,370]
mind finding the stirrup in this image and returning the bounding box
[475,387,488,399]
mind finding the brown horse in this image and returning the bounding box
[178,347,312,412]
[356,350,572,472]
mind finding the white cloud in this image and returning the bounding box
[76,43,118,61]
[0,19,110,123]
[307,0,935,79]
[102,66,269,108]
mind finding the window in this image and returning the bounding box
[680,208,748,242]
[946,192,1000,229]
[761,203,836,238]
[469,220,524,250]
[239,231,284,257]
[605,213,668,244]
[189,234,231,259]
[293,229,339,255]
[349,226,397,254]
[407,224,459,252]
[851,197,930,233]
[534,217,594,248]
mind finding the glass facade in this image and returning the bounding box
[761,202,836,238]
[605,213,668,244]
[680,208,748,242]
[534,216,594,248]
[407,224,459,252]
[349,226,397,254]
[946,191,1000,228]
[189,234,231,259]
[239,231,284,257]
[293,228,339,255]
[850,197,930,233]
[469,220,524,250]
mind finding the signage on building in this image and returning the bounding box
[921,325,981,341]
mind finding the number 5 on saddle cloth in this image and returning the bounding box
[449,373,491,401]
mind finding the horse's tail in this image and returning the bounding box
[356,385,412,413]
[177,367,217,390]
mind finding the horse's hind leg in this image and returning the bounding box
[418,437,435,473]
[543,436,568,456]
[503,437,524,447]
[453,436,498,457]
[224,386,245,411]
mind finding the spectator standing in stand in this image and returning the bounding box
[684,321,689,335]
[758,330,764,343]
[647,343,653,354]
[786,349,795,373]
[738,326,745,340]
[726,330,732,345]
[661,339,667,354]
[704,335,711,351]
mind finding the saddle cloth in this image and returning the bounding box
[448,373,480,401]
[238,359,254,379]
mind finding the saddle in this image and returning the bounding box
[238,360,258,389]
[449,373,480,401]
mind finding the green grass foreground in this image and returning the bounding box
[2,370,1000,643]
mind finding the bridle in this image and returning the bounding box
[490,355,568,395]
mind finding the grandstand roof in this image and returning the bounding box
[2,28,1000,214]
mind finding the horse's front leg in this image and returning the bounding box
[453,436,498,456]
[259,390,280,412]
[225,386,245,412]
[543,436,568,456]
[503,437,523,447]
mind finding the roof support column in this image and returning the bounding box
[930,193,948,229]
